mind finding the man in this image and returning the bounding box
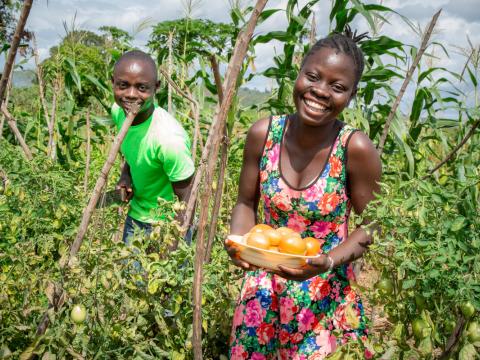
[111,50,194,243]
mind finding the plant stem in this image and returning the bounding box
[377,10,441,156]
[1,106,33,160]
[84,110,91,192]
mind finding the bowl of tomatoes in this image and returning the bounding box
[227,224,324,271]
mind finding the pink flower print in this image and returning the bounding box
[346,264,356,281]
[307,353,327,360]
[230,345,248,360]
[256,322,275,345]
[272,192,292,212]
[308,277,331,301]
[273,275,286,294]
[267,143,280,171]
[279,178,302,199]
[315,330,337,356]
[310,221,331,239]
[251,353,267,360]
[365,348,374,359]
[287,212,311,234]
[312,320,325,334]
[279,297,298,324]
[319,192,341,215]
[265,139,273,150]
[232,303,245,328]
[244,298,266,327]
[303,178,325,202]
[260,170,268,183]
[329,156,342,178]
[240,276,258,300]
[337,223,347,239]
[297,308,315,333]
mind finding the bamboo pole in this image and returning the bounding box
[68,103,140,265]
[167,31,174,113]
[0,0,33,106]
[423,119,480,179]
[84,110,91,192]
[377,10,441,156]
[191,1,269,358]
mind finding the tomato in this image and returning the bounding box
[0,184,4,195]
[70,304,87,324]
[376,278,394,296]
[412,318,430,339]
[251,224,273,233]
[304,237,322,256]
[264,229,283,246]
[467,321,480,343]
[52,219,61,229]
[460,301,476,319]
[278,236,306,255]
[276,226,296,238]
[246,232,270,250]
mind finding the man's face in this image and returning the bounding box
[112,60,158,114]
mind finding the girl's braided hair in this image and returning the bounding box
[301,25,369,88]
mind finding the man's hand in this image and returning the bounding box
[116,174,133,202]
[274,255,330,281]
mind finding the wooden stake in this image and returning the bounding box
[84,110,91,192]
[423,119,480,179]
[167,31,174,113]
[0,0,33,106]
[68,103,140,265]
[191,1,269,358]
[32,33,51,132]
[1,105,33,160]
[377,10,441,156]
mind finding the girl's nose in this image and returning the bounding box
[311,81,330,99]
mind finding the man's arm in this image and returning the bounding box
[116,162,133,202]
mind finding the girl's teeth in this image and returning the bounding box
[305,99,326,111]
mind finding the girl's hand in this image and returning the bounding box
[224,238,259,271]
[275,255,330,281]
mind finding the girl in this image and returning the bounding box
[225,29,381,359]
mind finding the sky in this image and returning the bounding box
[14,0,480,98]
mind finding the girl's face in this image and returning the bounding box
[293,46,357,127]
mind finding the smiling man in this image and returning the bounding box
[111,50,194,243]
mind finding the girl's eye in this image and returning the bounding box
[332,84,345,92]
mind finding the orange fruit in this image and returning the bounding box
[278,236,306,255]
[246,232,270,249]
[305,237,322,256]
[264,229,283,246]
[276,227,301,240]
[251,224,273,233]
[268,246,279,252]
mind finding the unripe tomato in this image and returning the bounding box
[415,294,426,311]
[264,229,283,246]
[304,237,322,256]
[70,304,87,324]
[460,301,476,319]
[467,321,480,343]
[412,318,431,339]
[246,232,270,250]
[0,184,4,195]
[278,236,306,255]
[376,278,394,296]
[251,224,273,233]
[444,319,456,333]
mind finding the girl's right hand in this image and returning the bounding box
[224,238,258,271]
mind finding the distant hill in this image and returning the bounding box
[237,87,271,107]
[12,70,36,88]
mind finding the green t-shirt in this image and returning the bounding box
[111,103,195,223]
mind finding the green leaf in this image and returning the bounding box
[451,217,466,232]
[459,344,477,360]
[467,66,478,87]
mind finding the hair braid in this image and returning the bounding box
[301,25,369,89]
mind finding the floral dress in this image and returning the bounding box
[229,115,369,360]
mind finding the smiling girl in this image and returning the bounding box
[225,29,381,359]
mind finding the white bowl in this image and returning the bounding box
[227,234,319,271]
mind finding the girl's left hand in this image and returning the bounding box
[274,255,330,281]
